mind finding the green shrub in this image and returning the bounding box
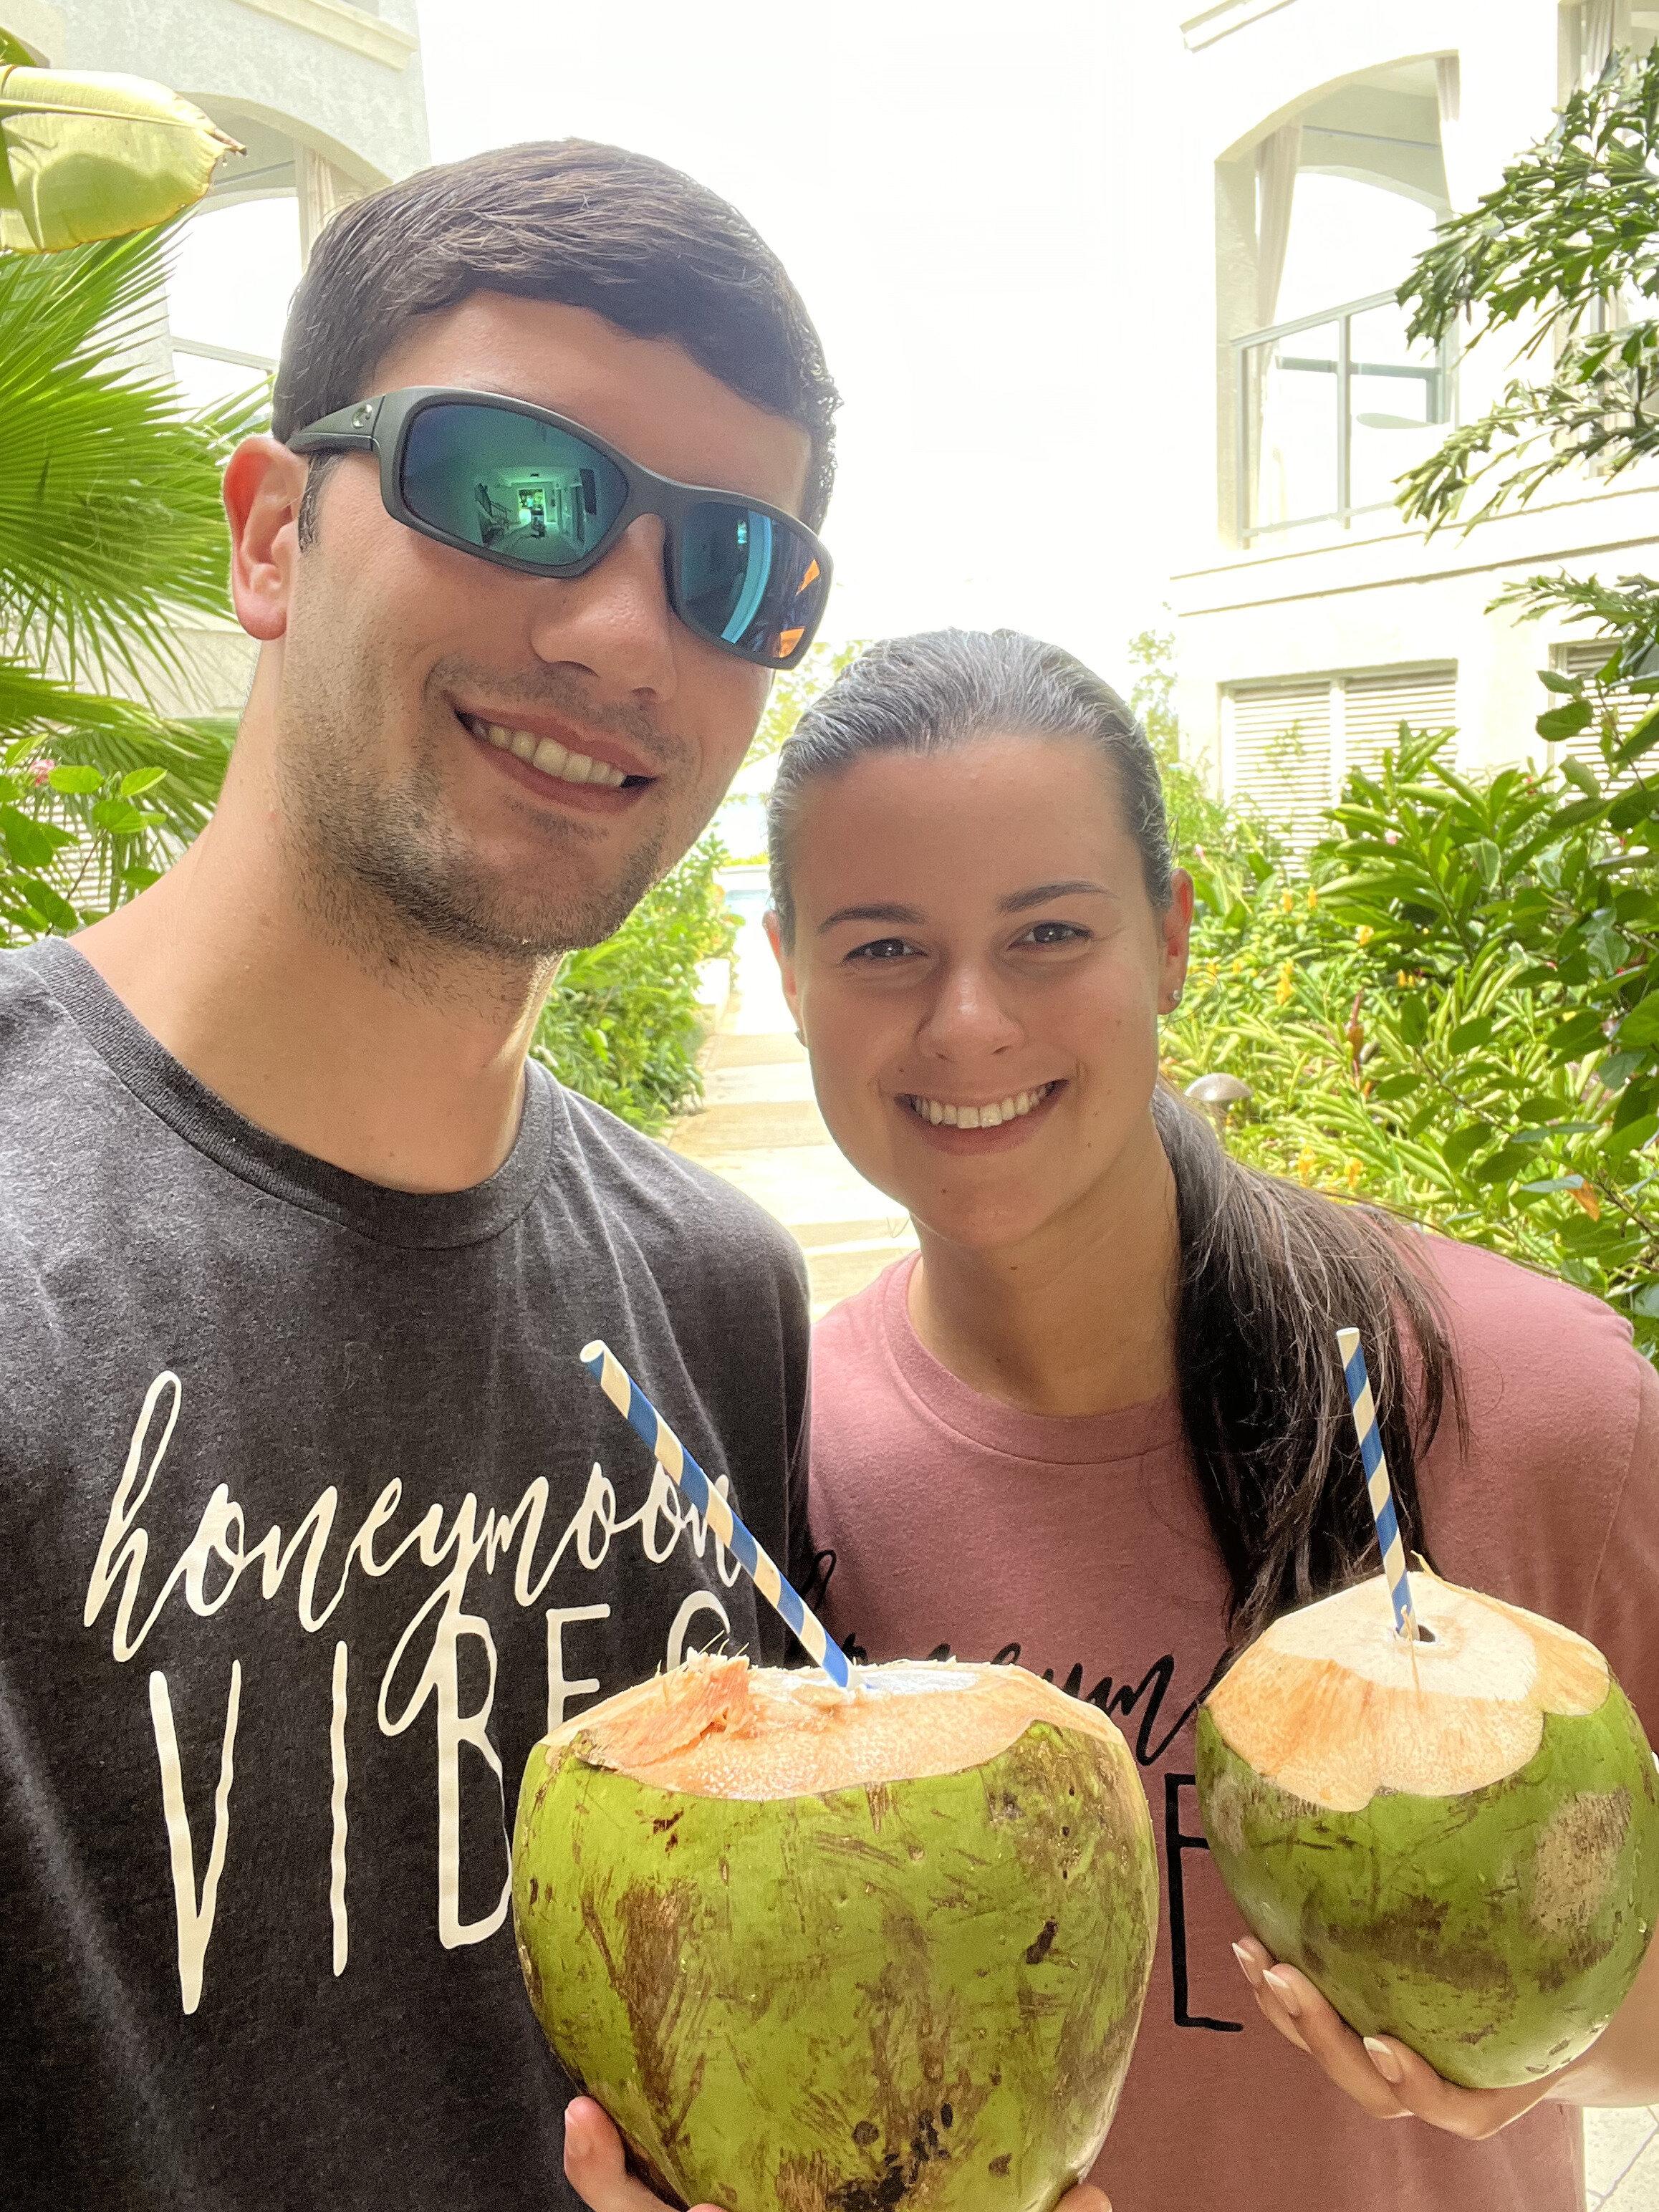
[532,839,738,1135]
[1162,689,1659,1353]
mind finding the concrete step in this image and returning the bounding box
[704,1059,817,1106]
[673,1098,828,1153]
[703,1031,805,1070]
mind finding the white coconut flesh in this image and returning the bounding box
[1206,1569,1610,1813]
[549,1653,1124,1800]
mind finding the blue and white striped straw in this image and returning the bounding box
[1337,1327,1419,1643]
[581,1340,850,1689]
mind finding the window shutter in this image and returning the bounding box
[1226,681,1333,852]
[1342,665,1457,779]
[1549,640,1653,784]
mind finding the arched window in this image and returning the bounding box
[1226,58,1456,543]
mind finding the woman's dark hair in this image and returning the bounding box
[274,139,838,536]
[769,630,1463,1647]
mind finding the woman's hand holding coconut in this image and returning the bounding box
[561,2100,1112,2212]
[1234,1930,1659,2140]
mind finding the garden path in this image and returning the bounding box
[669,884,915,1319]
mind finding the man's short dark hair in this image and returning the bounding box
[273,138,839,535]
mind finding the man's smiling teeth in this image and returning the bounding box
[903,1083,1056,1129]
[465,714,630,788]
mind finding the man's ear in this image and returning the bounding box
[223,435,309,644]
[761,908,804,1039]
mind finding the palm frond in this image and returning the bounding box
[0,654,232,839]
[0,221,265,693]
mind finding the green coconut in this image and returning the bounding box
[512,1655,1159,2212]
[1196,1568,1659,2087]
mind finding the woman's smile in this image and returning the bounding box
[893,1077,1066,1148]
[766,726,1190,1252]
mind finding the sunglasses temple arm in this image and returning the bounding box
[289,397,385,456]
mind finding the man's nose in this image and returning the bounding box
[526,516,678,702]
[917,959,1024,1059]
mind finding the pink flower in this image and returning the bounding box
[30,756,55,787]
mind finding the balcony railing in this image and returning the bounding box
[1234,289,1454,544]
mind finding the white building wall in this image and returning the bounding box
[16,0,428,189]
[1155,0,1659,798]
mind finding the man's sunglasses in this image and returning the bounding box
[289,387,831,671]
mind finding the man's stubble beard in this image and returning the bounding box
[274,645,671,982]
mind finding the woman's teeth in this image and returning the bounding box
[903,1084,1056,1129]
[464,713,630,788]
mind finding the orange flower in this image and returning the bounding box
[1355,925,1374,947]
[1573,1185,1602,1222]
[1345,1158,1363,1191]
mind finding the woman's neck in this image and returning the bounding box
[908,1114,1182,1418]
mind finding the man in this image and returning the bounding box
[0,139,836,2207]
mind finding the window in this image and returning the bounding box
[166,198,300,410]
[1236,292,1453,541]
[1223,664,1457,849]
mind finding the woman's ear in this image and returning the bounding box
[762,909,805,1043]
[1160,868,1196,1011]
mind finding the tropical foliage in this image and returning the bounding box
[1,211,259,920]
[1398,43,1659,531]
[743,635,866,761]
[0,44,238,252]
[532,839,739,1134]
[1161,658,1659,1352]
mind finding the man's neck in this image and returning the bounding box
[908,1115,1183,1420]
[75,791,555,1197]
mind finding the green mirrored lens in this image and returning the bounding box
[678,501,826,664]
[400,401,627,567]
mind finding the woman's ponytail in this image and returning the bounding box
[1155,1088,1461,1645]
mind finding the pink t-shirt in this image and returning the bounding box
[807,1238,1659,2212]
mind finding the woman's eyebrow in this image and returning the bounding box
[998,880,1112,913]
[817,901,927,933]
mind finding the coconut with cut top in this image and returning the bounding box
[1196,1567,1659,2087]
[512,1655,1158,2212]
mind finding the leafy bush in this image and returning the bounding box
[532,839,738,1135]
[1398,43,1659,532]
[1163,690,1659,1352]
[1,219,260,928]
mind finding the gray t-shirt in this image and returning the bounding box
[0,936,811,2209]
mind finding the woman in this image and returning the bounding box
[764,630,1659,2211]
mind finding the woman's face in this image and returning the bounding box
[768,731,1193,1253]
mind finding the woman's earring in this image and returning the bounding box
[1165,984,1183,1011]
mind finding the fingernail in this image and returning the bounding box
[1262,1967,1302,2017]
[564,2102,589,2149]
[1365,2037,1404,2084]
[1232,1941,1260,1983]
